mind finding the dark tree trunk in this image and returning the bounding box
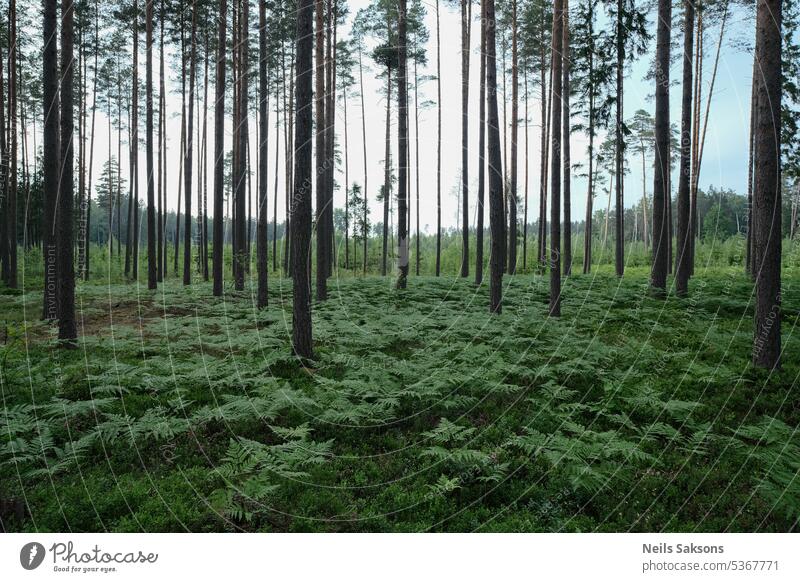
[42,0,59,319]
[508,0,518,274]
[315,0,327,299]
[358,46,368,274]
[651,0,671,293]
[212,0,226,296]
[549,0,563,316]
[435,0,442,276]
[58,0,76,344]
[157,0,165,282]
[397,0,409,289]
[486,0,504,313]
[614,0,624,278]
[460,0,471,278]
[752,0,782,369]
[746,43,757,278]
[146,0,157,290]
[381,68,391,277]
[4,0,17,289]
[475,0,486,285]
[184,1,197,285]
[562,0,571,277]
[675,0,694,296]
[257,0,269,308]
[292,0,314,359]
[234,0,249,291]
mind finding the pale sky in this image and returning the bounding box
[68,0,756,232]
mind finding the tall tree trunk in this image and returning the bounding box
[651,0,671,293]
[508,0,518,274]
[397,0,409,289]
[475,0,486,285]
[315,0,327,298]
[5,0,17,288]
[344,84,350,270]
[522,58,528,271]
[58,0,76,343]
[413,40,420,277]
[583,10,595,277]
[85,6,99,281]
[358,46,368,274]
[212,0,227,296]
[751,0,781,369]
[234,0,249,290]
[549,0,563,316]
[675,0,695,296]
[157,0,165,281]
[257,0,269,308]
[381,67,391,277]
[486,0,503,313]
[460,0,471,277]
[273,67,280,272]
[435,0,442,276]
[184,1,197,285]
[146,0,157,290]
[292,0,314,359]
[746,44,757,277]
[562,0,571,276]
[614,0,624,278]
[325,2,336,276]
[202,27,210,281]
[537,12,548,269]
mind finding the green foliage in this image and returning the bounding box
[1,270,799,532]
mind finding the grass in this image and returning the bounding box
[0,262,798,532]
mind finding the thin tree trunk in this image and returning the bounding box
[549,0,563,316]
[614,0,624,278]
[508,0,518,274]
[381,68,392,277]
[675,0,695,296]
[460,0,471,278]
[562,0,571,276]
[358,46,368,274]
[435,0,442,276]
[475,0,486,285]
[212,0,226,295]
[257,0,269,308]
[234,0,248,290]
[315,0,327,298]
[396,0,409,288]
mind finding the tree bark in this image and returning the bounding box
[752,0,781,369]
[397,0,409,289]
[42,0,59,318]
[486,0,504,313]
[651,0,671,293]
[549,0,563,316]
[562,0,571,276]
[292,0,315,359]
[460,0,471,278]
[614,0,624,278]
[146,0,157,290]
[675,0,694,296]
[212,0,226,296]
[508,0,518,274]
[257,0,269,308]
[435,0,442,276]
[475,0,486,285]
[58,0,76,344]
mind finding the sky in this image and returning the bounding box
[57,0,758,233]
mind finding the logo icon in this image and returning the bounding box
[20,542,46,570]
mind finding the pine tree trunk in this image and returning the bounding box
[145,0,156,289]
[435,0,442,277]
[359,47,368,274]
[675,0,695,296]
[614,0,624,278]
[315,0,327,298]
[292,0,315,359]
[460,0,471,278]
[486,0,504,314]
[751,0,781,369]
[397,0,409,289]
[508,0,518,275]
[562,0,571,277]
[549,0,563,316]
[651,0,671,293]
[475,0,486,285]
[183,1,197,285]
[381,68,391,277]
[58,0,76,343]
[212,0,227,296]
[234,0,248,291]
[257,0,269,308]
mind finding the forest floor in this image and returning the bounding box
[1,268,798,532]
